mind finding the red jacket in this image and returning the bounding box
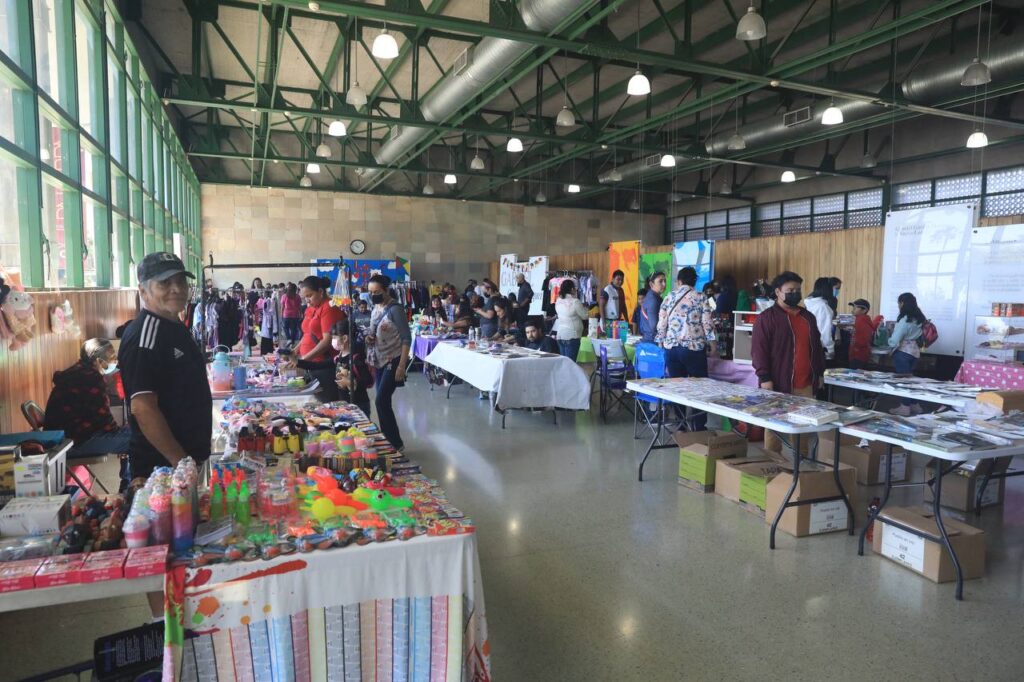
[43,360,119,443]
[850,314,882,363]
[751,304,827,394]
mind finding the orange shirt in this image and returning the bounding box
[299,300,345,362]
[787,308,813,389]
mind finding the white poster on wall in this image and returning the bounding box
[499,254,548,316]
[966,224,1024,362]
[879,204,976,356]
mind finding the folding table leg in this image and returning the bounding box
[770,435,801,550]
[859,444,894,555]
[637,399,663,482]
[931,459,964,600]
[829,430,855,535]
[84,465,110,494]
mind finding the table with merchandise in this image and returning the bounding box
[839,410,1024,600]
[824,367,993,410]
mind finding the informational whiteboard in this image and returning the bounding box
[498,253,547,316]
[966,224,1024,359]
[879,204,976,356]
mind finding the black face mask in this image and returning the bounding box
[783,291,802,307]
[370,293,385,305]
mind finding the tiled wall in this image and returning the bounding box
[201,184,663,287]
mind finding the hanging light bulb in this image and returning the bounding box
[300,174,313,187]
[659,154,676,168]
[444,173,457,184]
[567,183,581,193]
[372,28,399,60]
[720,181,732,195]
[328,120,347,137]
[627,69,651,96]
[736,5,767,41]
[608,168,623,182]
[470,154,485,170]
[346,83,367,108]
[306,162,321,174]
[780,170,796,183]
[506,136,523,153]
[307,2,320,11]
[422,182,435,195]
[727,132,746,151]
[556,105,576,127]
[535,189,547,203]
[966,129,989,148]
[821,101,844,125]
[961,56,992,87]
[315,142,331,158]
[861,152,877,169]
[630,197,640,210]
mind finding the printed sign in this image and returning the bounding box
[880,523,926,573]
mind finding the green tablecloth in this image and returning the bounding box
[577,337,636,364]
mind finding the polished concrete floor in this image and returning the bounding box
[3,374,1024,680]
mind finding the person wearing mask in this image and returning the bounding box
[352,299,372,331]
[828,277,843,312]
[803,277,836,361]
[295,321,372,416]
[601,270,628,324]
[848,299,881,370]
[513,273,534,329]
[281,283,303,345]
[888,292,926,416]
[554,280,589,360]
[473,282,499,339]
[365,274,411,451]
[44,338,120,444]
[639,271,667,343]
[751,271,826,453]
[656,267,717,430]
[298,275,346,403]
[521,319,559,353]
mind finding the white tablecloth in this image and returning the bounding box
[424,342,591,410]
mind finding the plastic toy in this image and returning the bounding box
[310,496,337,523]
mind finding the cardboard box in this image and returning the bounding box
[715,456,784,517]
[924,457,1012,513]
[124,545,169,580]
[871,506,986,583]
[765,462,858,537]
[976,390,1024,414]
[12,442,69,498]
[675,430,748,492]
[0,558,44,593]
[818,433,908,485]
[34,553,86,588]
[80,549,129,583]
[0,494,70,537]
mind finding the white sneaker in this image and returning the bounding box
[910,404,923,415]
[889,405,913,417]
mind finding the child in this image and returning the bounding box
[848,298,882,369]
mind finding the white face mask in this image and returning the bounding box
[331,338,343,351]
[101,360,118,375]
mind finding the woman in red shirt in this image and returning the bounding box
[298,276,345,402]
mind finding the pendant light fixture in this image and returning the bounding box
[444,173,457,184]
[306,161,321,174]
[556,52,576,127]
[327,59,347,137]
[727,101,746,151]
[630,196,640,210]
[860,131,877,168]
[627,7,651,97]
[961,6,992,87]
[780,170,796,183]
[535,188,547,203]
[422,180,435,195]
[821,100,844,125]
[966,129,989,149]
[307,2,320,11]
[315,142,331,158]
[608,168,623,182]
[470,137,485,170]
[506,136,523,153]
[300,174,313,187]
[372,24,399,60]
[720,180,732,195]
[567,183,581,193]
[346,18,368,107]
[659,154,676,168]
[736,5,767,41]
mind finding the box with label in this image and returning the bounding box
[924,457,1012,513]
[80,549,129,583]
[715,456,784,518]
[976,390,1024,414]
[675,430,748,492]
[765,462,858,537]
[871,506,986,583]
[124,545,169,579]
[0,494,70,537]
[34,553,86,588]
[818,434,908,485]
[12,441,69,498]
[0,558,44,593]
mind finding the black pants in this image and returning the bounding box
[666,346,708,430]
[310,367,340,403]
[260,336,275,354]
[374,357,404,449]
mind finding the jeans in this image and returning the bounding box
[558,338,580,361]
[665,345,709,430]
[283,317,302,344]
[892,350,918,405]
[374,357,404,450]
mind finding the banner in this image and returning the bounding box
[639,252,673,294]
[672,240,714,292]
[499,254,548,316]
[315,259,409,288]
[608,240,640,322]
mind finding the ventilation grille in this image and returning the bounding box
[454,46,474,75]
[783,106,812,127]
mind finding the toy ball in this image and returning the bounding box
[310,497,337,523]
[340,478,357,493]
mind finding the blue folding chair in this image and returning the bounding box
[599,345,634,421]
[633,343,667,438]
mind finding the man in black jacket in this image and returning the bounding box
[521,319,558,354]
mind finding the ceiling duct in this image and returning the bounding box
[358,0,591,188]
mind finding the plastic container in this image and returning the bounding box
[210,351,233,391]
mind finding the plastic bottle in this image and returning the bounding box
[171,487,193,553]
[123,514,151,548]
[210,481,224,520]
[236,480,251,527]
[210,351,233,391]
[865,496,881,543]
[149,486,172,545]
[226,479,238,521]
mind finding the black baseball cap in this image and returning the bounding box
[137,252,195,284]
[849,298,871,310]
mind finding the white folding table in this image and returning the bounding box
[824,374,986,410]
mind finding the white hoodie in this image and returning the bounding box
[554,295,590,340]
[803,296,835,357]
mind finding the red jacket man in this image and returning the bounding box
[751,271,827,396]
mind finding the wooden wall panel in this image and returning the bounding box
[0,290,139,434]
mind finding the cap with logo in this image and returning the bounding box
[848,298,871,310]
[137,252,195,284]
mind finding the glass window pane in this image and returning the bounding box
[935,173,981,200]
[758,203,781,220]
[729,223,751,239]
[0,76,29,145]
[41,178,69,288]
[39,110,68,172]
[75,6,101,139]
[112,216,127,287]
[813,194,844,214]
[986,166,1024,194]
[894,181,931,205]
[127,87,139,179]
[107,54,123,163]
[983,191,1024,217]
[686,214,705,229]
[848,188,883,211]
[707,210,727,227]
[1,0,29,69]
[784,198,811,217]
[706,225,727,240]
[848,209,882,228]
[32,0,63,104]
[0,154,21,278]
[79,137,103,193]
[814,213,844,231]
[783,216,810,233]
[82,195,98,286]
[760,220,781,236]
[728,206,751,223]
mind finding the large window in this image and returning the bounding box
[0,0,200,288]
[892,166,1024,218]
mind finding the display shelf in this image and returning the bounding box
[0,574,162,614]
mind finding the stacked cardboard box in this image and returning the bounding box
[765,460,857,537]
[818,432,909,485]
[924,457,1012,514]
[871,506,986,582]
[675,431,748,492]
[715,449,784,518]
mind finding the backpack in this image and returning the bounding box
[920,320,939,348]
